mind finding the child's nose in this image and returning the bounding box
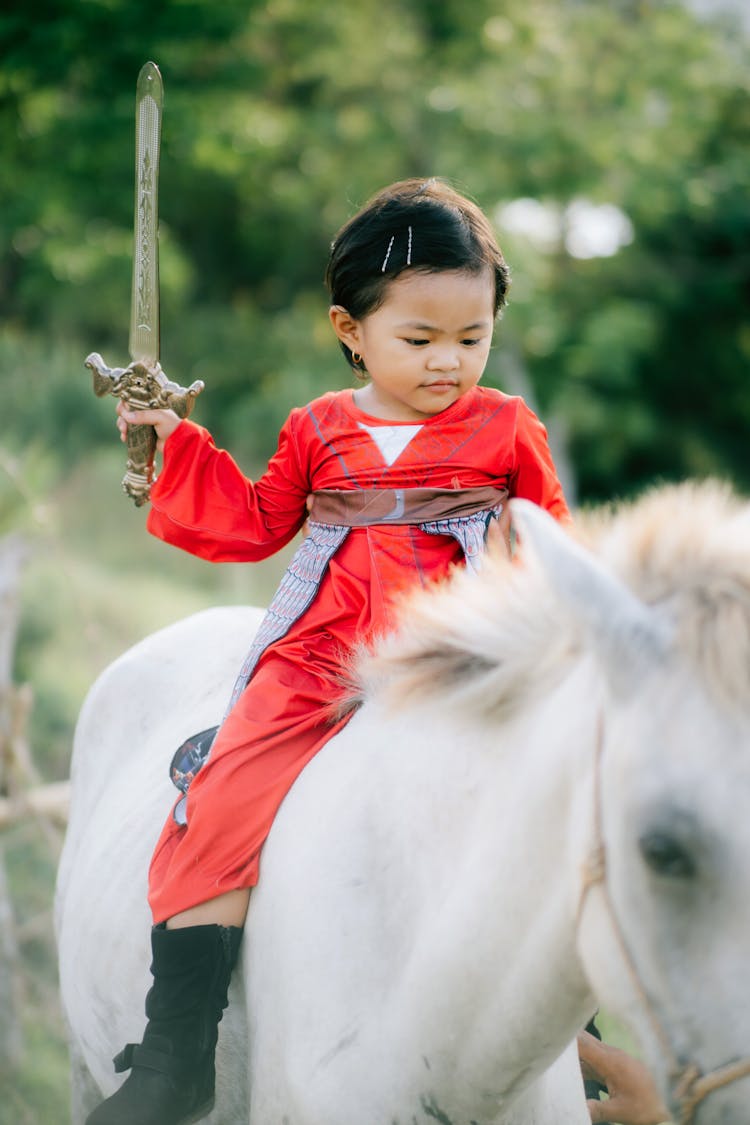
[426,347,460,371]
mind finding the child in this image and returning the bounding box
[87,177,569,1125]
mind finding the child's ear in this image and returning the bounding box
[329,305,361,351]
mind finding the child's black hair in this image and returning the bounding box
[325,178,511,371]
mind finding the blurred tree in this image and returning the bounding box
[0,0,747,497]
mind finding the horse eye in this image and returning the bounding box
[638,829,697,879]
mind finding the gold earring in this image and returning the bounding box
[352,352,363,366]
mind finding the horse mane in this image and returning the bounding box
[355,480,750,718]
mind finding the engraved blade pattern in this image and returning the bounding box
[129,62,163,366]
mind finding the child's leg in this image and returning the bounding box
[166,887,250,930]
[148,647,351,923]
[86,921,242,1125]
[89,646,352,1123]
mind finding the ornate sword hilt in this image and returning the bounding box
[85,352,205,507]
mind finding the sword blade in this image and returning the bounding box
[129,61,163,366]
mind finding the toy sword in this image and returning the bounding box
[86,61,204,506]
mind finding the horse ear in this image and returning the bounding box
[509,499,672,698]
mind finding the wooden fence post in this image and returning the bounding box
[0,846,22,1067]
[0,532,27,1069]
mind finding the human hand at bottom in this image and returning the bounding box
[578,1030,671,1125]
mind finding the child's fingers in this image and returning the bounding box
[119,407,169,428]
[118,406,182,445]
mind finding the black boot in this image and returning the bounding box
[86,923,242,1125]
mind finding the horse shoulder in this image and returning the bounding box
[72,605,263,773]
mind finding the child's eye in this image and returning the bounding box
[404,338,430,347]
[461,338,483,347]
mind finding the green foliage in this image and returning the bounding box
[0,332,112,474]
[2,829,71,1125]
[1,0,747,495]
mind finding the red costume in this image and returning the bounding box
[146,386,569,922]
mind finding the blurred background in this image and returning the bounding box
[0,0,748,1119]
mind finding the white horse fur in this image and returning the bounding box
[55,481,750,1124]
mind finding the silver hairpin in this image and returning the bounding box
[381,235,395,273]
[407,225,413,266]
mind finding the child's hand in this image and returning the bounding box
[116,400,182,452]
[486,507,512,558]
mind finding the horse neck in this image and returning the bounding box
[366,666,599,1083]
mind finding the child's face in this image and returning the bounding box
[335,268,495,422]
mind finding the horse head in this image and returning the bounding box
[512,485,750,1124]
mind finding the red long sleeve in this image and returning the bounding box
[511,400,570,522]
[146,417,310,562]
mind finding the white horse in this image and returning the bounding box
[56,481,750,1125]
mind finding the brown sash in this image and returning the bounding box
[308,486,508,527]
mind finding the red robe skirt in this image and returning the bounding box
[146,386,569,923]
